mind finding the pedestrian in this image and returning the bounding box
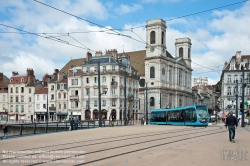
[112,115,115,127]
[70,118,74,131]
[102,115,105,127]
[2,124,8,139]
[225,111,238,143]
[141,117,144,125]
[109,114,113,127]
[74,117,79,130]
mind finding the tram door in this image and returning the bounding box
[185,108,196,125]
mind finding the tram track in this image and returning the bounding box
[21,127,224,166]
[0,127,193,156]
[0,127,200,160]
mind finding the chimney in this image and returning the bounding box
[54,69,59,74]
[236,51,241,63]
[86,52,92,61]
[0,72,3,87]
[12,71,18,76]
[106,49,118,59]
[27,68,35,83]
[95,51,102,57]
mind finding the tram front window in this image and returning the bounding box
[196,106,209,123]
[150,112,166,122]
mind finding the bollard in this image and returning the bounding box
[33,123,36,134]
[56,122,58,132]
[20,124,23,135]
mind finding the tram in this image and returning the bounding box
[149,105,209,126]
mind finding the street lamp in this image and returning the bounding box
[234,80,239,120]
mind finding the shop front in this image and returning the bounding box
[69,110,81,120]
[56,111,68,121]
[8,114,16,121]
[49,112,56,121]
[0,112,8,121]
[35,112,47,122]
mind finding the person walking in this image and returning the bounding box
[225,111,238,143]
[109,114,113,127]
[74,117,79,130]
[141,117,144,125]
[2,124,8,139]
[70,118,74,131]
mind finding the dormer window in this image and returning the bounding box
[73,68,77,76]
[21,78,24,82]
[243,59,248,63]
[86,67,90,73]
[230,65,234,70]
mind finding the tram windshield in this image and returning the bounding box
[196,106,209,119]
[150,111,166,122]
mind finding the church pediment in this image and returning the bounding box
[175,58,187,66]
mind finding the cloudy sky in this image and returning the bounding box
[1,0,250,85]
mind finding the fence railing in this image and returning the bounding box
[0,120,136,138]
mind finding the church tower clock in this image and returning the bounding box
[146,19,167,58]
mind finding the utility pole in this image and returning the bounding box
[146,83,148,125]
[98,61,102,127]
[235,80,238,120]
[241,66,246,127]
[124,72,127,126]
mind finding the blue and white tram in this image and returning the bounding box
[149,105,209,126]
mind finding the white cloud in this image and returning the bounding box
[115,4,143,15]
[1,0,250,87]
[1,52,63,80]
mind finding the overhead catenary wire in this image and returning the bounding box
[124,0,250,30]
[2,0,247,73]
[0,23,96,52]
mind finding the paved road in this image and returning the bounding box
[0,124,249,166]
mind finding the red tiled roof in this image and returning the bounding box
[10,76,28,84]
[60,78,68,83]
[35,88,48,94]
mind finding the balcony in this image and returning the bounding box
[127,94,134,101]
[69,95,79,100]
[111,94,118,99]
[111,81,118,87]
[49,107,56,111]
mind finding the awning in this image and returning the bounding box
[35,112,47,115]
[56,111,68,115]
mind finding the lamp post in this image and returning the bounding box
[235,80,238,120]
[241,66,246,127]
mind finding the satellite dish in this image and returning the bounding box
[139,79,145,87]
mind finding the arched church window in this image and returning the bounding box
[150,31,155,44]
[150,97,155,106]
[179,47,183,57]
[150,67,155,78]
[161,31,165,44]
[188,48,191,58]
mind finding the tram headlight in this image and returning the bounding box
[198,118,207,123]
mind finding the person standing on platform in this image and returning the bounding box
[70,118,74,131]
[109,114,113,127]
[225,111,238,143]
[2,124,8,139]
[141,117,144,125]
[74,117,79,130]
